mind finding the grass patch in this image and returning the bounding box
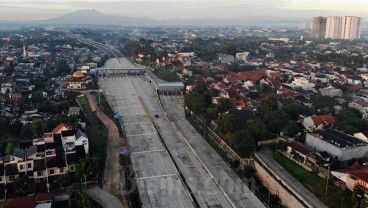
[140,60,179,81]
[154,66,179,82]
[272,152,345,207]
[77,96,108,177]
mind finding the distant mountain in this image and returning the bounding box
[39,9,300,27]
[43,9,155,25]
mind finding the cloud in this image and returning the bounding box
[0,0,366,22]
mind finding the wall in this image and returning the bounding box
[255,161,307,208]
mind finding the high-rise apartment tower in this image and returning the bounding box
[312,16,327,39]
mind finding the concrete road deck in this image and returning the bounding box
[99,76,194,208]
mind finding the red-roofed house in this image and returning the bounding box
[232,99,248,110]
[52,123,72,134]
[332,166,368,195]
[4,196,34,208]
[302,115,337,132]
[212,97,223,105]
[213,82,228,91]
[4,193,54,208]
[266,70,282,79]
[223,69,267,84]
[277,87,294,98]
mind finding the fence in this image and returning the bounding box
[187,108,254,168]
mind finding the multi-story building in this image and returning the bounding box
[312,16,327,39]
[324,16,361,40]
[325,16,343,39]
[0,124,89,185]
[342,16,362,40]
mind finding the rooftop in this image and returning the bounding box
[289,141,314,155]
[319,129,368,148]
[157,82,185,87]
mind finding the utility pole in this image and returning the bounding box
[325,164,330,196]
[4,167,7,200]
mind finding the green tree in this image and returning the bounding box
[338,108,368,134]
[9,120,23,135]
[4,62,15,75]
[75,156,99,184]
[21,123,33,138]
[14,175,34,196]
[313,96,335,112]
[263,111,290,135]
[185,91,207,114]
[216,98,232,113]
[55,60,70,76]
[283,103,315,120]
[246,120,271,141]
[223,44,237,63]
[31,119,47,137]
[206,108,218,121]
[0,117,9,136]
[231,130,256,157]
[5,143,14,155]
[258,97,278,116]
[216,114,241,136]
[285,121,300,137]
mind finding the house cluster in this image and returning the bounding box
[0,123,89,185]
[0,30,102,127]
[285,128,368,195]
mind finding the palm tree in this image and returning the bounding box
[75,156,99,189]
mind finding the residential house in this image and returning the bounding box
[347,75,362,85]
[292,75,315,90]
[332,163,368,197]
[348,98,368,119]
[320,86,342,97]
[302,115,337,132]
[236,52,249,61]
[4,193,54,208]
[67,107,81,117]
[286,141,314,164]
[0,125,88,186]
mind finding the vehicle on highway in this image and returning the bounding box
[155,114,159,118]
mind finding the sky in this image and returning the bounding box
[0,0,367,21]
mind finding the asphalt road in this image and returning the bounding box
[256,149,328,208]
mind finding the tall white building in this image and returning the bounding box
[325,16,362,40]
[342,16,362,40]
[325,16,343,39]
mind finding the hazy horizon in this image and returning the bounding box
[0,0,367,22]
